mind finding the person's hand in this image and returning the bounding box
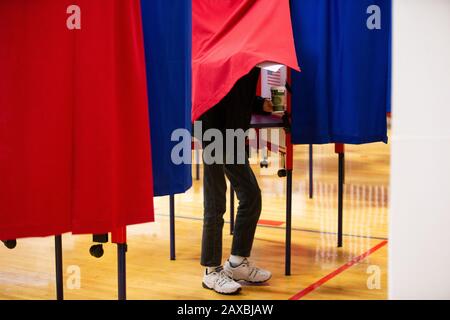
[263,99,273,113]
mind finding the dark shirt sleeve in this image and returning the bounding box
[252,96,271,115]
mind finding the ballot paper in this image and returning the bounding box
[257,62,285,72]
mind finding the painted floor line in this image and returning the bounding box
[155,213,389,241]
[288,240,388,300]
[258,219,285,227]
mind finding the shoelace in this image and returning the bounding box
[216,268,235,286]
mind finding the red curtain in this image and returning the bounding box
[192,0,300,121]
[0,0,154,240]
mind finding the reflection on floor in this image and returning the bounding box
[0,140,389,300]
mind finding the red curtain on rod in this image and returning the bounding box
[192,0,300,121]
[0,0,154,240]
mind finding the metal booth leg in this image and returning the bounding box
[335,144,345,248]
[54,235,64,300]
[113,228,127,300]
[170,195,176,260]
[309,144,314,199]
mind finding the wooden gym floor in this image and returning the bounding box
[0,138,389,300]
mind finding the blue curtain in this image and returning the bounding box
[290,0,391,144]
[141,0,192,196]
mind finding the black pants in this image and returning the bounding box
[200,68,262,267]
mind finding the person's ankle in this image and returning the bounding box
[206,266,221,274]
[229,255,245,267]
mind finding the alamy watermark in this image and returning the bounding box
[171,121,281,172]
[66,5,81,30]
[66,265,81,290]
[66,4,382,31]
[367,265,382,290]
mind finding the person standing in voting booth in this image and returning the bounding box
[192,0,299,295]
[199,68,273,295]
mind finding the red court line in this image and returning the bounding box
[258,219,285,227]
[289,240,388,300]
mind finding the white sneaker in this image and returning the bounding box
[224,259,272,283]
[202,267,242,295]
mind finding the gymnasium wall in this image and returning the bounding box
[390,0,450,299]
